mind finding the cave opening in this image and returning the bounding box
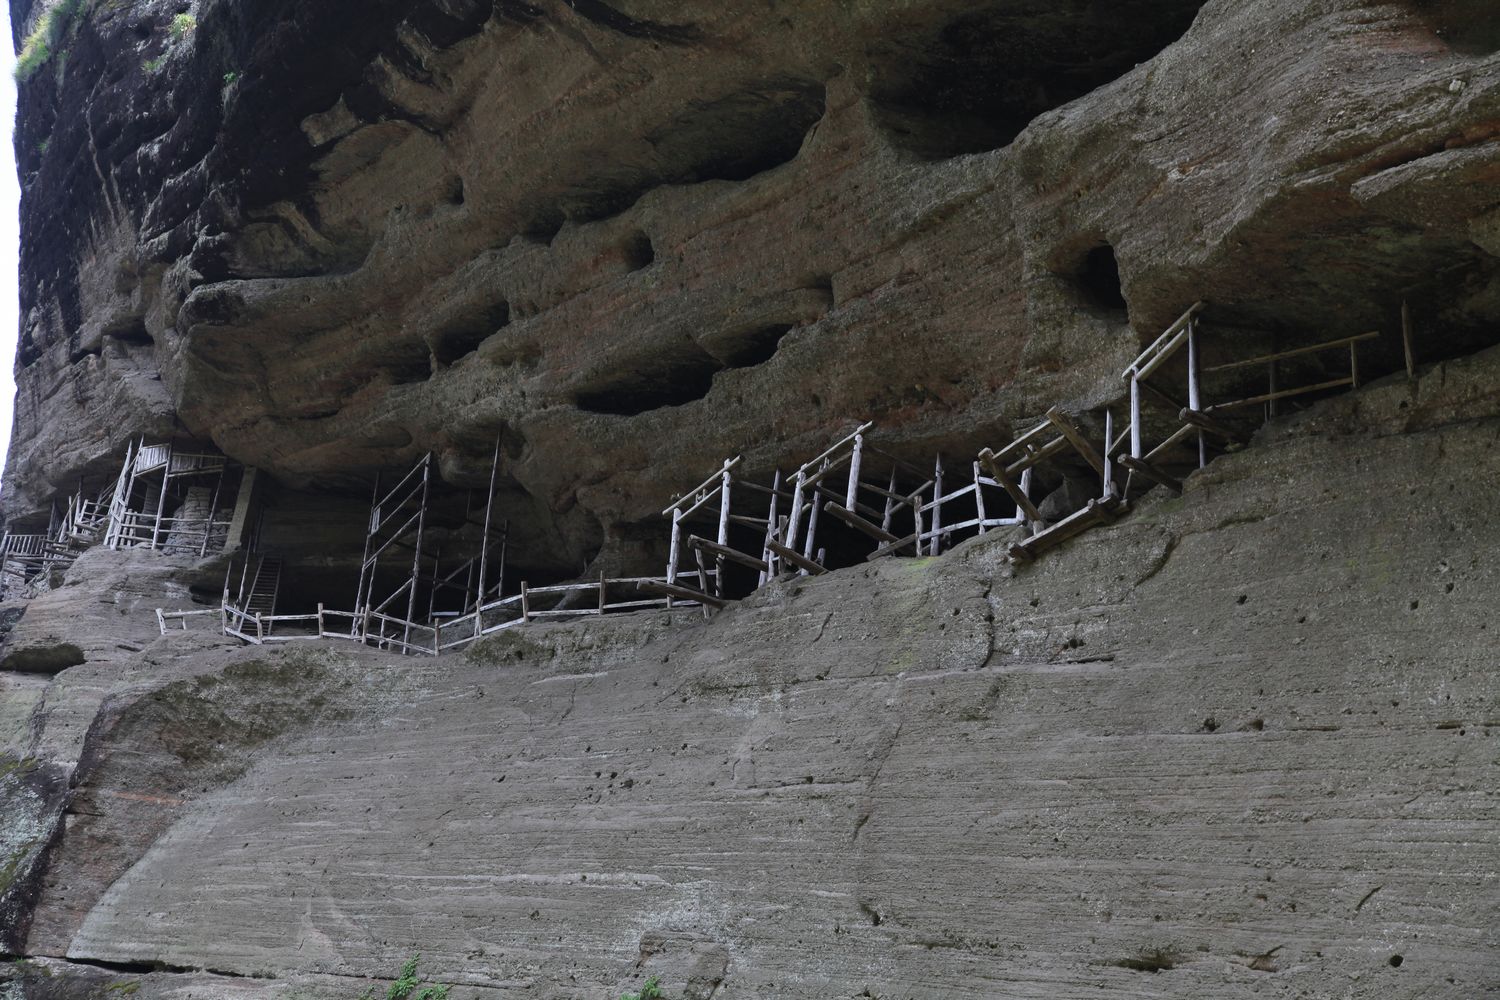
[1078,243,1129,316]
[574,346,724,416]
[870,0,1208,159]
[621,231,656,271]
[1410,0,1500,54]
[712,324,794,370]
[432,300,511,366]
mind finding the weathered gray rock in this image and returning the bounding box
[2,351,1496,997]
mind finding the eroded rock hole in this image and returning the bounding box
[1410,0,1500,54]
[653,83,825,183]
[871,0,1208,158]
[712,324,793,369]
[432,301,511,366]
[622,231,655,271]
[574,346,723,416]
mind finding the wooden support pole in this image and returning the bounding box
[1119,455,1183,495]
[973,461,989,532]
[765,540,826,575]
[824,502,903,545]
[1103,409,1115,499]
[846,434,864,509]
[689,535,770,574]
[800,466,823,565]
[692,546,713,619]
[598,571,608,614]
[521,582,530,623]
[1130,377,1143,459]
[1179,407,1251,445]
[148,443,173,550]
[1349,340,1360,389]
[979,448,1042,524]
[1188,317,1206,469]
[476,437,501,616]
[930,455,944,556]
[759,470,782,586]
[1401,300,1416,378]
[1045,407,1106,478]
[637,579,727,609]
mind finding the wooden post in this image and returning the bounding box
[598,571,608,614]
[973,461,988,532]
[846,434,864,509]
[317,603,325,637]
[1102,409,1115,499]
[693,546,713,619]
[521,581,530,623]
[800,464,824,565]
[715,460,732,598]
[1187,317,1206,469]
[880,468,898,534]
[148,443,173,550]
[403,456,430,649]
[1267,331,1280,419]
[930,455,944,556]
[255,613,264,645]
[476,438,501,616]
[1349,341,1360,389]
[784,472,807,555]
[1401,300,1416,378]
[1129,377,1143,459]
[758,469,781,586]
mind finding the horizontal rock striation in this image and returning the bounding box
[3,345,1498,997]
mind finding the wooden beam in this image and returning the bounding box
[765,540,827,575]
[978,448,1042,523]
[635,580,728,609]
[823,502,902,544]
[1206,376,1354,412]
[1179,407,1251,445]
[865,532,919,561]
[1119,455,1183,494]
[689,535,770,574]
[1008,497,1127,563]
[1045,407,1106,477]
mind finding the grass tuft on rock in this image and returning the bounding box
[14,0,87,82]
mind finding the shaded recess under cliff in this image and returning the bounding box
[868,0,1209,158]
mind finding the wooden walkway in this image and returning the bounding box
[146,302,1405,653]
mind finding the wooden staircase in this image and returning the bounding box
[245,557,282,620]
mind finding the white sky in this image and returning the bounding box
[0,8,19,493]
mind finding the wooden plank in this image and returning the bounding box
[1203,331,1380,373]
[1045,407,1106,477]
[1118,455,1183,494]
[823,502,902,544]
[764,540,827,575]
[1179,407,1251,445]
[689,535,770,573]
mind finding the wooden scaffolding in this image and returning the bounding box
[103,440,236,554]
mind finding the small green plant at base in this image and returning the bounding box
[142,56,166,73]
[359,955,451,1000]
[620,976,662,1000]
[169,13,196,39]
[223,70,239,85]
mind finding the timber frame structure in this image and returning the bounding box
[149,301,1412,653]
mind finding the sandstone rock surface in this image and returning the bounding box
[2,352,1497,997]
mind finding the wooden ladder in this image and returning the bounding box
[245,556,282,624]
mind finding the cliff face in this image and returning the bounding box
[7,0,1500,573]
[2,344,1498,999]
[3,0,1500,997]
